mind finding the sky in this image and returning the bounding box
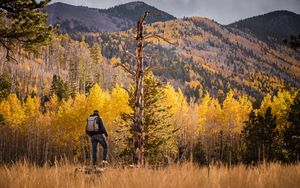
[50,0,300,24]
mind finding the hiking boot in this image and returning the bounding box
[102,160,108,168]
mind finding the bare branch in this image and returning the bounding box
[0,38,17,62]
[144,34,177,46]
[136,11,149,40]
[144,65,159,74]
[144,51,161,62]
[124,50,136,59]
[142,41,152,49]
[140,11,149,25]
[144,64,177,75]
[113,62,135,76]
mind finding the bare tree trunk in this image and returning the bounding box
[132,12,148,165]
[114,11,173,166]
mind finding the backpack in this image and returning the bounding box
[86,116,99,135]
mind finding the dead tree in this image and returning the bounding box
[115,11,175,165]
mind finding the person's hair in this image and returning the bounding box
[93,110,99,114]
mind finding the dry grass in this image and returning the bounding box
[0,162,299,188]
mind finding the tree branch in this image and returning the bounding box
[144,64,177,75]
[144,51,161,62]
[144,34,177,46]
[124,50,136,59]
[142,41,152,49]
[140,11,149,25]
[113,62,135,76]
[0,38,16,62]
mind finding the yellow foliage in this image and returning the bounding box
[163,85,189,121]
[259,90,295,131]
[223,91,252,133]
[0,94,26,130]
[45,95,60,113]
[24,96,41,119]
[206,98,223,133]
[109,84,132,126]
[198,90,252,134]
[198,92,211,133]
[86,83,110,121]
[109,57,121,65]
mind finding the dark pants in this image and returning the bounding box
[91,134,107,165]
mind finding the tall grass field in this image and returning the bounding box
[0,162,299,188]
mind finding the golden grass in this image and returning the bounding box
[0,162,299,188]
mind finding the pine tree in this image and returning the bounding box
[283,91,300,162]
[50,75,69,101]
[242,111,261,164]
[0,0,54,60]
[90,43,104,64]
[115,73,177,165]
[262,107,279,161]
[0,73,11,100]
[192,141,207,165]
[242,107,279,164]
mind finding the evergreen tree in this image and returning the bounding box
[115,73,177,165]
[50,75,69,101]
[0,0,54,60]
[90,43,104,64]
[262,107,280,161]
[242,107,279,164]
[283,91,300,162]
[283,35,300,50]
[0,73,11,100]
[192,141,207,165]
[242,111,260,164]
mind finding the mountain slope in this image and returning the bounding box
[228,11,300,44]
[44,2,176,33]
[91,17,300,100]
[1,11,299,101]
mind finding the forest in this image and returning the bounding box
[0,72,299,165]
[0,0,300,187]
[0,0,299,167]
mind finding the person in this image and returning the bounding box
[86,110,108,166]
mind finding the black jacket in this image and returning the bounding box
[86,113,108,137]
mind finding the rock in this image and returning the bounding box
[75,166,106,175]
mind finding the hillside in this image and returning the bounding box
[1,14,299,102]
[44,1,176,33]
[228,10,300,44]
[86,17,299,100]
